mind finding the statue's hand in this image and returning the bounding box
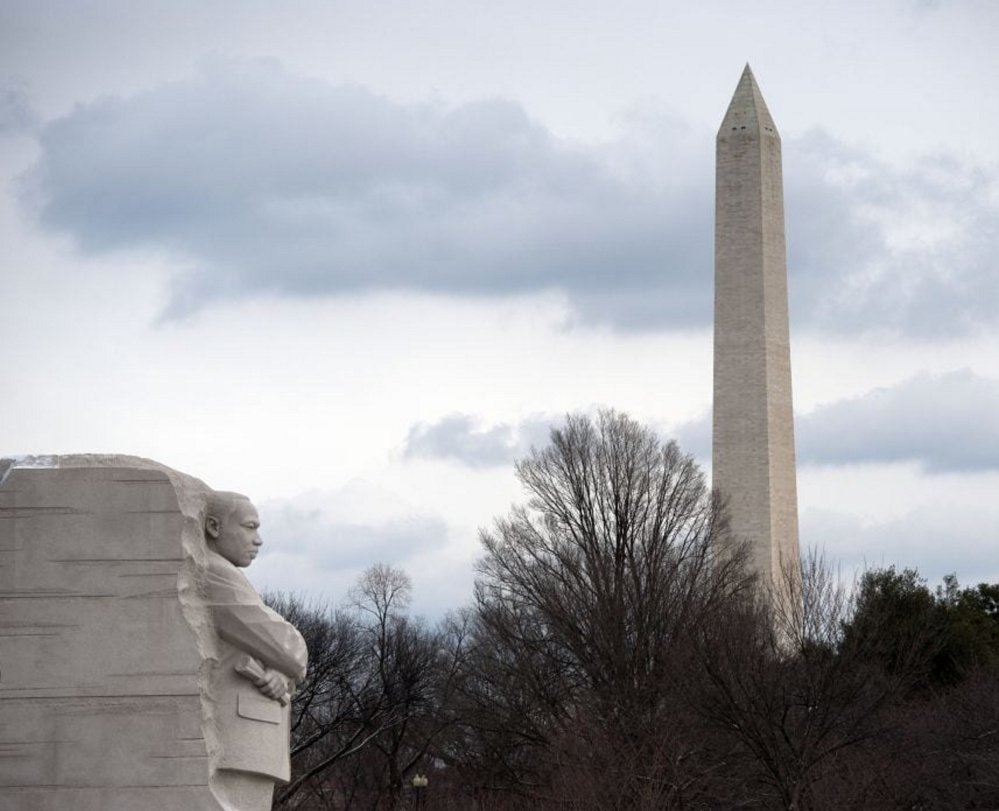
[233,654,291,704]
[255,668,289,702]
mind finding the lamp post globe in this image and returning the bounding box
[411,773,428,808]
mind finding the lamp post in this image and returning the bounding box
[411,773,428,808]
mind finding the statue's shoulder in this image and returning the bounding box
[205,550,257,601]
[206,549,239,577]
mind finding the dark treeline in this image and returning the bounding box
[267,411,999,810]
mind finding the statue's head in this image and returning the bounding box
[204,490,262,568]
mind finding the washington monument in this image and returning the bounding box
[712,65,800,590]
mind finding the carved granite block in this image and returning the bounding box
[0,456,306,811]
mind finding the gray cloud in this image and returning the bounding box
[404,411,714,470]
[22,57,710,328]
[19,58,998,335]
[403,413,554,468]
[798,369,999,473]
[802,505,999,589]
[0,77,36,135]
[785,132,999,337]
[259,501,448,571]
[673,369,999,474]
[672,414,711,463]
[247,483,466,616]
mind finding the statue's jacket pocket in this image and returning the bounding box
[237,691,282,724]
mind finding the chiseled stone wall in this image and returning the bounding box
[0,456,223,811]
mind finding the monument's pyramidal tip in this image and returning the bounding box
[719,63,778,138]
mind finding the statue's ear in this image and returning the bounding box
[205,515,221,540]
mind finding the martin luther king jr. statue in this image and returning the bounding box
[203,491,308,811]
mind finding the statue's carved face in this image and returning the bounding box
[207,498,262,567]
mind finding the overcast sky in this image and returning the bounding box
[3,0,998,616]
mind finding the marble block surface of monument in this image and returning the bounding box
[0,455,305,811]
[712,65,801,591]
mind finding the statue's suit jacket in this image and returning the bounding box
[205,551,308,782]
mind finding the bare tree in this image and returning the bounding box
[695,553,950,809]
[264,594,389,809]
[279,564,466,810]
[270,568,451,810]
[466,410,752,806]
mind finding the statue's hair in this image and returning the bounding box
[204,490,251,528]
